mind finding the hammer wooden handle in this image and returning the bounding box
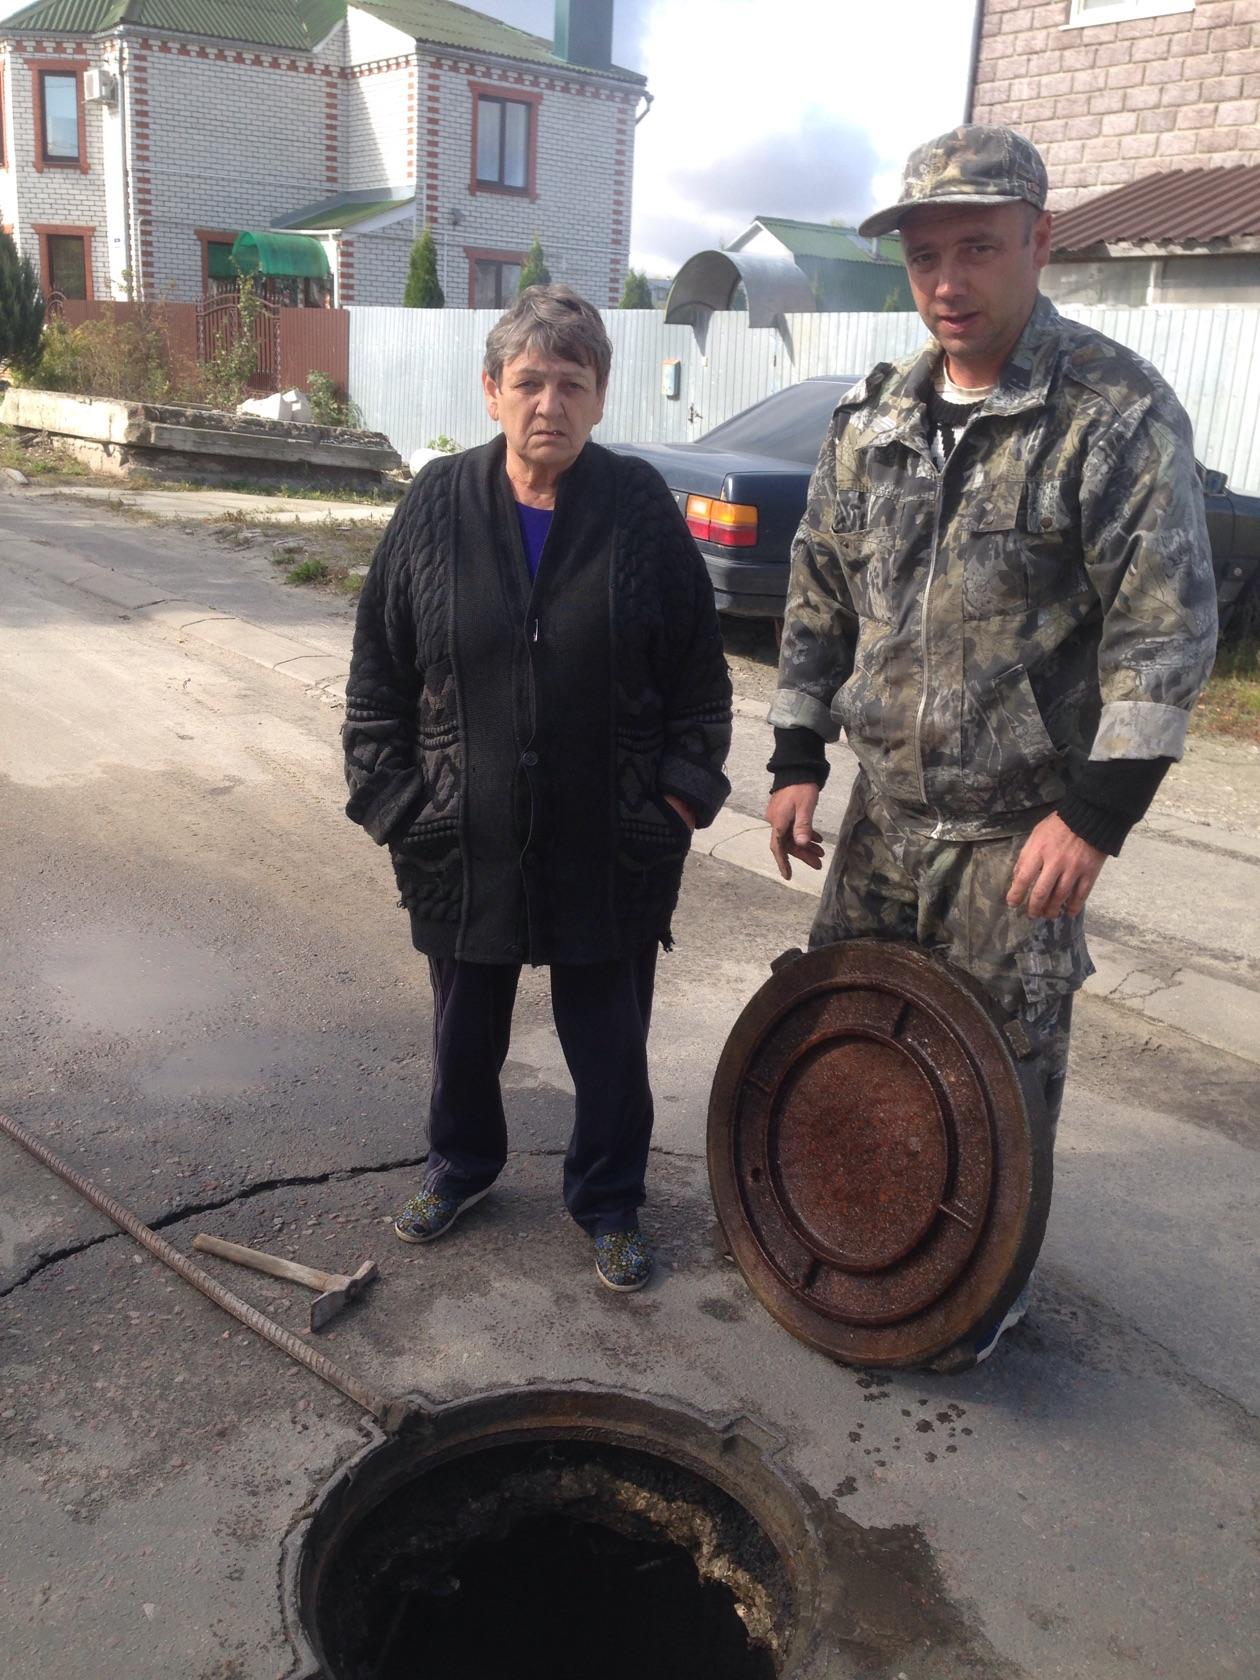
[192,1233,341,1293]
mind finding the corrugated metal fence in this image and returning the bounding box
[348,304,1260,494]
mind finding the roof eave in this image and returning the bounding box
[411,32,645,88]
[1053,235,1260,260]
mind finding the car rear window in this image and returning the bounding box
[696,380,852,463]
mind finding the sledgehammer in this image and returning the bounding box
[191,1233,378,1331]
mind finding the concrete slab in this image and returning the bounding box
[53,559,170,611]
[273,654,351,688]
[179,616,325,670]
[25,485,394,525]
[134,601,237,632]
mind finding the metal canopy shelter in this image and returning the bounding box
[229,231,331,281]
[665,250,816,327]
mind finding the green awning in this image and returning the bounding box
[230,231,330,281]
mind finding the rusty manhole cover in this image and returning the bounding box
[708,941,1051,1368]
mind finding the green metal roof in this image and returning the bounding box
[0,0,342,48]
[0,0,644,79]
[280,194,412,231]
[231,230,330,278]
[357,0,641,78]
[752,217,904,265]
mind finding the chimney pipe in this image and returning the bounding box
[554,0,613,72]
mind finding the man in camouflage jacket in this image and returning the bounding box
[766,128,1217,1322]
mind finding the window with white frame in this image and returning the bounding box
[1067,0,1194,25]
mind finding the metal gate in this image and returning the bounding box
[196,289,282,393]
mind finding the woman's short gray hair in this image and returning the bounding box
[484,283,613,389]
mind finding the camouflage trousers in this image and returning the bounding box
[811,775,1095,1134]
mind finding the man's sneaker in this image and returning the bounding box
[393,1185,490,1245]
[928,1284,1031,1373]
[593,1229,653,1292]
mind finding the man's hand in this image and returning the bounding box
[766,784,825,880]
[1007,813,1106,920]
[663,793,697,832]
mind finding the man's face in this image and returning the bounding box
[899,201,1052,385]
[482,349,606,475]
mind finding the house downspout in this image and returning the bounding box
[963,0,985,123]
[116,34,135,297]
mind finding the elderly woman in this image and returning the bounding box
[343,284,731,1291]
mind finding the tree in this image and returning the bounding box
[618,269,653,309]
[518,236,552,292]
[0,231,46,379]
[403,229,444,308]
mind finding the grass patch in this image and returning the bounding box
[286,557,331,585]
[1195,635,1260,744]
[0,424,96,482]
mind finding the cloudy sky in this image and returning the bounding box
[479,0,979,274]
[0,0,979,274]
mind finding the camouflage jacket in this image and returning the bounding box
[770,294,1218,839]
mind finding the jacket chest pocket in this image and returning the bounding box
[830,489,895,624]
[964,477,1086,618]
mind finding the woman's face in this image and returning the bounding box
[482,347,606,477]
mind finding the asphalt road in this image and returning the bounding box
[1,492,1258,1680]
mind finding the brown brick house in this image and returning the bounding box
[968,0,1260,303]
[969,0,1260,210]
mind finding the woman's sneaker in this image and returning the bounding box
[394,1185,490,1245]
[593,1229,653,1292]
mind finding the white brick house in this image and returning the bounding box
[0,0,644,308]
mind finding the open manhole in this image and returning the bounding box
[285,1388,826,1680]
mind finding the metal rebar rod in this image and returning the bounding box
[0,1110,394,1426]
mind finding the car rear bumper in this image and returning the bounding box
[700,550,788,619]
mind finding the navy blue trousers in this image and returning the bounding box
[421,949,658,1236]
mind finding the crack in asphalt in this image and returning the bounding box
[1103,964,1184,1004]
[0,1152,429,1300]
[0,1142,707,1300]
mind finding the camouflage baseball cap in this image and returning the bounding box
[858,125,1049,238]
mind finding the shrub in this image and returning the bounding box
[403,229,444,308]
[32,306,176,402]
[306,369,361,428]
[0,231,45,378]
[518,237,551,292]
[618,270,653,309]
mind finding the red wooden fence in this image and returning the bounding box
[53,299,350,399]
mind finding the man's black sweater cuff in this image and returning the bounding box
[1057,757,1172,857]
[768,726,830,792]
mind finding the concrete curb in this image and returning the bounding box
[39,549,351,694]
[40,545,1260,1071]
[23,483,394,525]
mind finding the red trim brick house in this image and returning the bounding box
[0,0,645,307]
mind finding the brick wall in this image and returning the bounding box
[971,0,1260,208]
[347,222,413,304]
[1,51,18,235]
[134,39,332,299]
[2,38,111,296]
[342,57,415,192]
[420,52,638,308]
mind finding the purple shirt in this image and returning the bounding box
[515,501,553,581]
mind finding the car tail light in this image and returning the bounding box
[685,494,758,548]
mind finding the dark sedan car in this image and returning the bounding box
[616,376,1260,637]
